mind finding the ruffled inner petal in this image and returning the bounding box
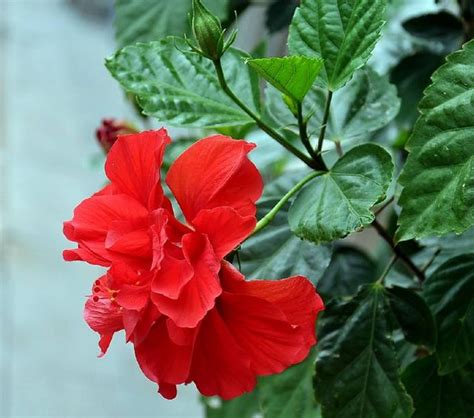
[105,129,171,209]
[151,233,221,328]
[166,135,263,224]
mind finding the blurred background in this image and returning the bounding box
[0,0,470,416]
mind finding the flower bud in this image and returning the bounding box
[191,0,225,60]
[95,118,138,153]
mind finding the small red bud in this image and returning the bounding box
[95,118,138,153]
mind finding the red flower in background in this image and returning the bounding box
[64,129,324,399]
[95,118,138,152]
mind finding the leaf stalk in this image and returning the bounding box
[372,219,425,282]
[213,59,325,170]
[250,171,324,237]
[317,90,333,154]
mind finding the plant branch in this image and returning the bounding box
[213,59,323,169]
[421,247,441,273]
[296,102,328,172]
[250,171,324,237]
[317,90,333,154]
[372,219,425,282]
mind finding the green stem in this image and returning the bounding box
[296,101,315,157]
[317,90,333,154]
[372,219,425,282]
[376,255,398,285]
[297,102,327,170]
[213,59,322,169]
[250,171,323,237]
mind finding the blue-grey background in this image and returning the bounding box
[0,0,206,416]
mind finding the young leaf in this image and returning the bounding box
[314,286,414,418]
[402,356,474,418]
[288,144,394,244]
[317,246,377,298]
[246,56,323,102]
[240,197,331,281]
[115,0,229,48]
[288,0,386,90]
[265,67,400,143]
[259,351,321,418]
[397,41,474,241]
[386,286,437,351]
[423,254,474,375]
[106,37,260,128]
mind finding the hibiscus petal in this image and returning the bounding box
[84,291,123,356]
[221,261,324,363]
[189,308,255,399]
[63,244,109,266]
[64,194,148,266]
[151,254,193,300]
[166,319,196,346]
[134,317,195,392]
[151,233,221,328]
[166,135,263,223]
[192,207,256,258]
[105,129,170,209]
[65,194,148,240]
[123,302,160,344]
[218,292,305,376]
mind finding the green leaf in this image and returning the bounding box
[396,41,474,241]
[402,356,474,418]
[317,246,377,298]
[260,351,321,418]
[115,0,229,48]
[106,37,260,128]
[387,286,437,351]
[247,56,323,102]
[423,254,474,375]
[327,67,400,142]
[314,286,414,418]
[288,0,386,90]
[289,144,394,244]
[265,67,399,143]
[202,391,260,418]
[386,227,474,289]
[414,227,474,276]
[240,197,331,281]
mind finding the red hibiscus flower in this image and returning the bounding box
[64,129,324,400]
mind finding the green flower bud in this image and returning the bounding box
[192,0,224,60]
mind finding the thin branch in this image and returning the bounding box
[213,59,324,170]
[372,219,425,282]
[422,247,442,273]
